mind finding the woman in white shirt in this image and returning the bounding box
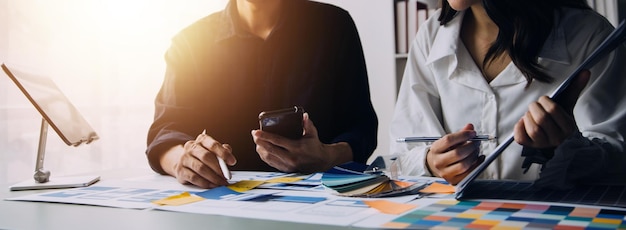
[390,0,626,189]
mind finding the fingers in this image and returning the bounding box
[513,70,590,148]
[251,128,300,159]
[221,143,235,165]
[514,117,532,145]
[536,97,574,133]
[196,132,235,165]
[429,142,477,170]
[176,141,227,188]
[426,123,483,184]
[251,129,291,150]
[175,133,235,188]
[251,130,297,172]
[522,107,554,145]
[441,154,485,185]
[527,97,574,143]
[252,115,327,173]
[429,141,480,183]
[515,95,578,148]
[258,145,294,172]
[461,123,475,131]
[554,69,590,112]
[430,124,477,153]
[302,113,318,138]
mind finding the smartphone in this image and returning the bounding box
[258,106,304,139]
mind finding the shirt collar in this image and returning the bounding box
[214,0,294,42]
[425,11,463,65]
[538,22,570,65]
[213,1,235,42]
[425,10,571,66]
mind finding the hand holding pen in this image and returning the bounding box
[423,124,487,185]
[203,129,232,180]
[172,129,234,189]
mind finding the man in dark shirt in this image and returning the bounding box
[146,0,378,188]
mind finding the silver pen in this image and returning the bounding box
[396,135,496,142]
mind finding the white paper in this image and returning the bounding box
[7,171,436,227]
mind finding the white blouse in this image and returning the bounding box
[390,8,626,181]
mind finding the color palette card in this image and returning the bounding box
[321,171,390,193]
[357,199,626,229]
[321,164,420,197]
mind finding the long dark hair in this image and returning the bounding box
[438,0,590,86]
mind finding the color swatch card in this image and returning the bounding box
[321,165,425,198]
[322,172,389,192]
[355,199,626,229]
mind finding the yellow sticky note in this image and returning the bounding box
[363,200,418,215]
[152,192,204,206]
[227,180,266,192]
[419,182,455,194]
[264,177,303,183]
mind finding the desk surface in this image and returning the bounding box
[0,168,362,230]
[6,169,626,230]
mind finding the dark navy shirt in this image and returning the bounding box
[146,0,378,173]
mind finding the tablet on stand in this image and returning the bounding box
[2,63,100,191]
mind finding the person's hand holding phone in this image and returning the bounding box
[252,109,352,173]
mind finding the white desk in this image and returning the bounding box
[0,168,363,230]
[4,168,626,229]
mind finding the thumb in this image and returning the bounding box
[302,113,318,138]
[460,123,475,132]
[554,70,590,112]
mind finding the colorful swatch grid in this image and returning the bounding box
[384,200,626,229]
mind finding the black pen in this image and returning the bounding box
[396,135,496,142]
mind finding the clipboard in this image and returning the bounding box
[455,19,626,199]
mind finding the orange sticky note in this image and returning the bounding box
[152,192,204,206]
[363,200,418,215]
[392,180,415,188]
[419,182,455,194]
[227,180,266,192]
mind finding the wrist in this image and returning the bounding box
[425,147,437,177]
[325,142,353,169]
[160,144,185,177]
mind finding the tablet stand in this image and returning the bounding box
[34,118,51,183]
[9,119,100,191]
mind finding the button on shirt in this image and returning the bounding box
[391,8,626,180]
[147,1,378,173]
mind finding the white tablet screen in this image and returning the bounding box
[2,63,98,146]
